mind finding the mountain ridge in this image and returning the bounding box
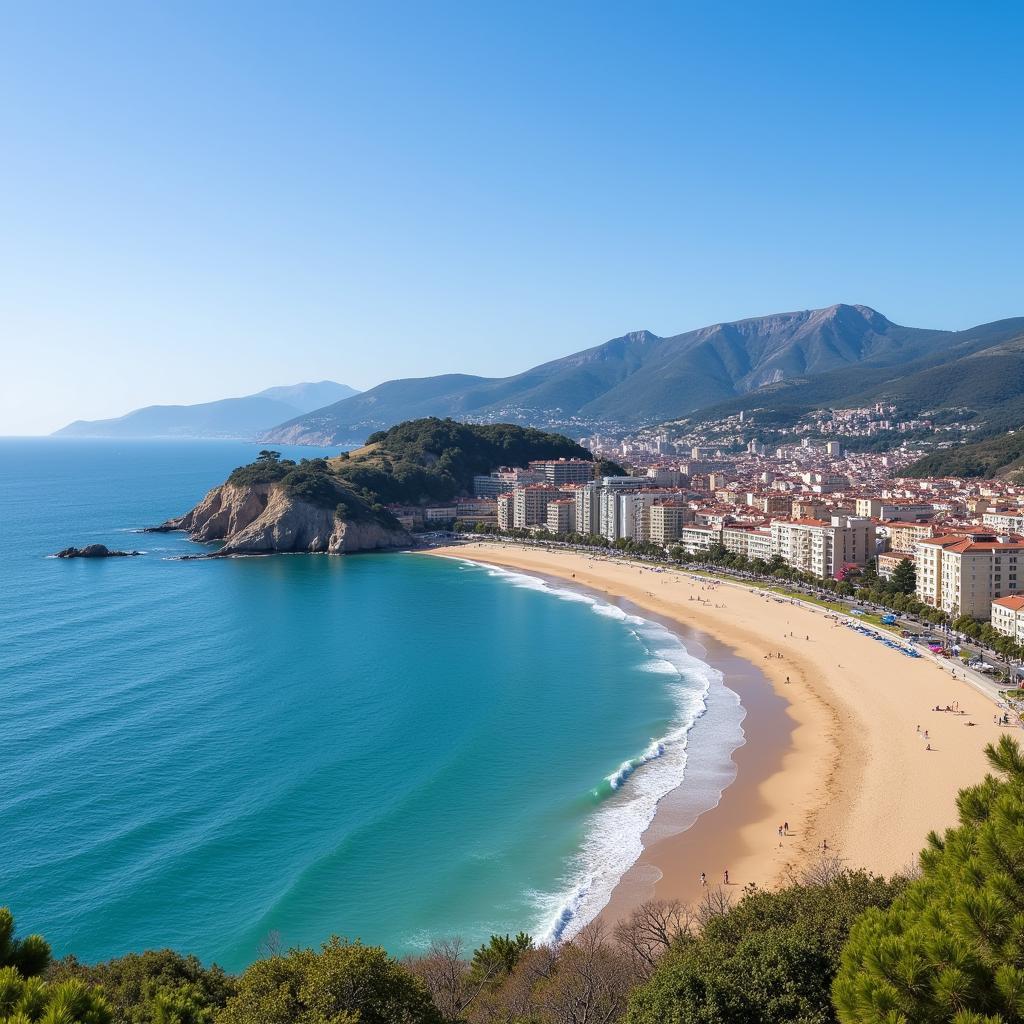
[54,380,359,440]
[260,304,969,444]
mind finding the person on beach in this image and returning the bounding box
[784,821,789,835]
[700,871,706,887]
[723,868,729,885]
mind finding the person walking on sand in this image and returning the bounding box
[700,871,706,887]
[723,868,729,885]
[784,821,789,835]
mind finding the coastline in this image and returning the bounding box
[424,541,1006,928]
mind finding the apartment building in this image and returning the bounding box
[747,493,792,515]
[513,484,573,529]
[770,516,875,579]
[679,524,722,555]
[473,467,544,498]
[574,481,601,536]
[649,502,693,544]
[983,511,1024,534]
[885,520,937,554]
[529,458,596,485]
[992,595,1024,641]
[496,493,515,531]
[722,525,773,561]
[855,498,935,520]
[545,498,576,534]
[791,499,828,520]
[916,531,1024,618]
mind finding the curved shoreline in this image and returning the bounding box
[424,541,1007,923]
[440,555,749,942]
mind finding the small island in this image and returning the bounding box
[55,544,141,558]
[150,418,604,555]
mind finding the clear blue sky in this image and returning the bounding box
[1,2,1021,434]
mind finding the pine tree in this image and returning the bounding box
[890,558,917,595]
[834,735,1024,1023]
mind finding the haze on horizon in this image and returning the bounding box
[0,2,1021,436]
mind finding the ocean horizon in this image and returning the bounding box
[1,438,742,969]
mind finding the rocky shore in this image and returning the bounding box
[150,482,410,555]
[55,544,141,558]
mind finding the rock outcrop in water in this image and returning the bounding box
[151,482,411,555]
[55,544,141,558]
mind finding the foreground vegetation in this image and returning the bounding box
[7,737,1024,1023]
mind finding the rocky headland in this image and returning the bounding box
[149,419,597,557]
[150,481,410,555]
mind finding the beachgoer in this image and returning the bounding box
[700,871,706,887]
[723,869,729,885]
[926,743,932,751]
[784,821,789,835]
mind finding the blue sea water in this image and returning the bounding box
[0,438,740,969]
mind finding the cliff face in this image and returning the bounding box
[157,483,411,555]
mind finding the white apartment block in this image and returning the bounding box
[770,516,875,579]
[679,524,722,556]
[855,498,934,520]
[723,525,773,561]
[992,595,1024,641]
[983,512,1024,534]
[916,531,1024,619]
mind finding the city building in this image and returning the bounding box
[992,595,1024,641]
[513,484,572,529]
[916,531,1024,618]
[529,458,596,485]
[648,502,693,545]
[770,516,875,579]
[545,498,576,534]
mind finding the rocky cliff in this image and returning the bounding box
[152,482,411,555]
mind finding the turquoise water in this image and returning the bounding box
[0,439,732,969]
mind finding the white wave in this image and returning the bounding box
[454,557,745,947]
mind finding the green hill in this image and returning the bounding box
[902,428,1024,478]
[234,418,595,510]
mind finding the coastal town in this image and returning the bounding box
[386,414,1024,643]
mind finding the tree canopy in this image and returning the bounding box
[625,868,905,1024]
[216,937,441,1024]
[834,735,1024,1023]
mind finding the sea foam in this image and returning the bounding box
[463,560,746,945]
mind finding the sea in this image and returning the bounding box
[0,438,744,970]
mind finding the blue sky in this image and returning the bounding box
[1,2,1021,433]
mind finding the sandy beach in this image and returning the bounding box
[425,541,1007,921]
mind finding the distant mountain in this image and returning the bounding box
[689,317,1024,432]
[54,381,359,440]
[260,305,974,445]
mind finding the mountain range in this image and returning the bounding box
[51,304,1024,444]
[53,381,359,440]
[260,304,1024,445]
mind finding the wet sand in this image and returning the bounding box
[426,542,1005,920]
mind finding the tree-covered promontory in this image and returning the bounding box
[228,418,603,511]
